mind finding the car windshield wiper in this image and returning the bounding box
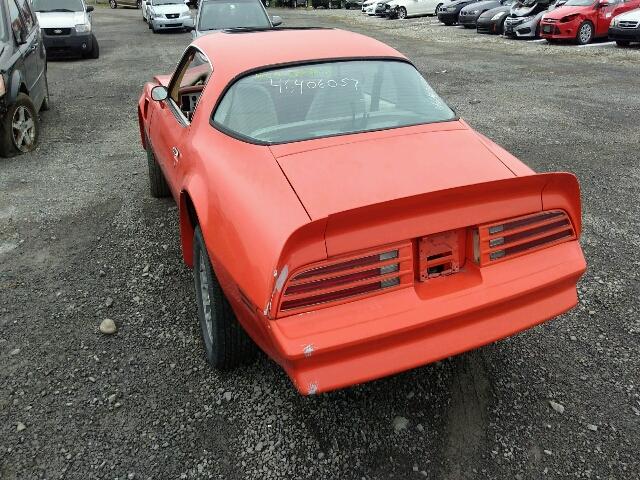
[49,8,76,12]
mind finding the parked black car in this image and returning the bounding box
[344,0,363,8]
[476,3,511,32]
[0,0,49,156]
[437,0,479,25]
[312,0,340,7]
[458,0,512,28]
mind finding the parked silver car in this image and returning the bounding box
[142,0,194,33]
[192,0,281,38]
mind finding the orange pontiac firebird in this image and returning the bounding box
[137,28,586,395]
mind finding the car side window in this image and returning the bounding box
[15,0,35,33]
[168,49,213,123]
[7,0,25,43]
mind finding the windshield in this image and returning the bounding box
[564,0,595,5]
[32,0,84,12]
[152,0,183,5]
[213,60,456,144]
[198,0,270,31]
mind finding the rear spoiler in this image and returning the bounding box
[323,172,581,257]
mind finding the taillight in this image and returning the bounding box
[475,210,575,266]
[277,243,413,316]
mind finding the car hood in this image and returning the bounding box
[543,4,590,18]
[448,0,477,8]
[35,11,86,29]
[479,4,510,18]
[150,3,190,14]
[614,7,640,21]
[462,0,499,11]
[269,124,517,220]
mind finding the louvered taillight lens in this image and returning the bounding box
[476,210,575,265]
[277,243,413,316]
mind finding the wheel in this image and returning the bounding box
[193,226,257,369]
[0,93,40,157]
[443,20,454,26]
[615,40,630,47]
[435,3,442,14]
[136,0,141,7]
[463,24,473,28]
[109,0,117,8]
[145,137,171,198]
[88,34,99,59]
[264,0,270,6]
[40,73,51,112]
[576,20,593,45]
[398,6,407,18]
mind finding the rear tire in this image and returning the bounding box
[0,93,40,157]
[443,20,454,25]
[109,0,117,8]
[146,138,171,198]
[435,3,442,14]
[193,226,257,369]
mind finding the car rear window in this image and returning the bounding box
[212,60,456,144]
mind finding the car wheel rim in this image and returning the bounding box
[110,0,116,7]
[12,106,35,153]
[579,24,591,43]
[198,253,213,344]
[399,8,406,18]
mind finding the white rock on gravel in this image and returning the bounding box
[223,392,232,402]
[105,297,113,307]
[9,348,20,356]
[587,424,598,431]
[99,319,117,335]
[549,400,565,414]
[16,422,26,432]
[393,416,409,432]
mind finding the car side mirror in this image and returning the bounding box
[86,5,94,11]
[272,15,282,26]
[151,85,168,101]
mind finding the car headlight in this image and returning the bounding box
[75,22,90,33]
[560,13,579,22]
[491,11,506,20]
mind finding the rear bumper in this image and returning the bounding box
[42,30,92,55]
[608,27,640,41]
[269,241,586,394]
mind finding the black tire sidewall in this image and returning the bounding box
[193,227,219,365]
[399,7,406,18]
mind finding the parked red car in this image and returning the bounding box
[540,0,640,44]
[137,28,586,395]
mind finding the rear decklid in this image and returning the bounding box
[270,122,518,221]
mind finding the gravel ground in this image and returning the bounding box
[1,6,639,480]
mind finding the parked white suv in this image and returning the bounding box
[142,0,194,33]
[385,0,443,18]
[32,0,99,58]
[608,8,640,47]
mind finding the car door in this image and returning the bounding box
[148,47,213,196]
[595,0,620,35]
[15,0,45,106]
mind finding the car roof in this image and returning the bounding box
[192,28,406,82]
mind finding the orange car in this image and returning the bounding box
[137,28,586,395]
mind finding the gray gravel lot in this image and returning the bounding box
[1,6,639,479]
